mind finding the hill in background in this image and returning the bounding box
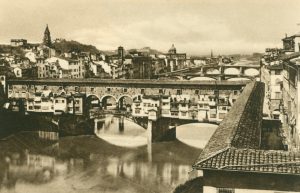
[52,40,101,54]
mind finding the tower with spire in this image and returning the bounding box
[43,24,52,47]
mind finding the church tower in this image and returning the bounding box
[43,24,52,47]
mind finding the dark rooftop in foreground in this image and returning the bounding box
[193,81,300,175]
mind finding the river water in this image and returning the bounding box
[0,115,217,193]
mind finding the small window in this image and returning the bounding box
[91,87,95,92]
[210,113,217,118]
[177,89,181,95]
[195,90,199,95]
[275,70,281,75]
[123,88,128,93]
[218,188,235,193]
[159,89,163,94]
[107,88,111,92]
[275,92,281,99]
[141,89,145,94]
[233,90,238,95]
[62,100,65,103]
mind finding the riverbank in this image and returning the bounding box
[0,111,94,139]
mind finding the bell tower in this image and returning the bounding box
[43,24,52,47]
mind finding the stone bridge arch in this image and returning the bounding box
[117,95,134,111]
[204,68,220,75]
[224,67,240,75]
[189,76,217,81]
[244,68,260,77]
[100,95,118,110]
[86,94,101,110]
[176,122,218,148]
[226,77,252,81]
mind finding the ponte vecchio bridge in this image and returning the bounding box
[6,78,250,142]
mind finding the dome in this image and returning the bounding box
[168,44,177,54]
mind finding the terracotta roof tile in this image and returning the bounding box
[196,81,264,161]
[194,81,300,175]
[198,148,300,175]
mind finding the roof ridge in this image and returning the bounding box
[193,147,230,169]
[228,83,257,145]
[195,81,264,163]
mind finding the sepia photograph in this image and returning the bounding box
[0,0,300,192]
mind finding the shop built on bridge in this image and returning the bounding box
[5,78,250,141]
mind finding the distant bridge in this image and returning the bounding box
[157,64,261,80]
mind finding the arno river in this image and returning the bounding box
[0,115,217,193]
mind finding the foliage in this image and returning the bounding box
[0,45,25,56]
[52,40,100,54]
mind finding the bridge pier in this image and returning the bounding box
[200,66,204,75]
[147,117,177,142]
[147,119,152,162]
[94,118,104,134]
[119,116,124,132]
[240,66,243,76]
[94,119,98,133]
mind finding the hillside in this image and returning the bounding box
[52,40,101,54]
[0,45,25,56]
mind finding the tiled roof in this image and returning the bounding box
[196,81,264,161]
[194,81,300,175]
[195,148,300,175]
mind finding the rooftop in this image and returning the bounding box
[7,78,250,89]
[193,81,300,175]
[280,52,300,61]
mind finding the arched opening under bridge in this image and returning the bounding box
[176,123,218,148]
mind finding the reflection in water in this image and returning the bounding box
[0,115,213,193]
[95,115,148,147]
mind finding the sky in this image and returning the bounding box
[0,0,300,55]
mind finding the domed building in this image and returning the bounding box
[168,44,177,54]
[165,44,187,72]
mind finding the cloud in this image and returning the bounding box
[0,0,299,55]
